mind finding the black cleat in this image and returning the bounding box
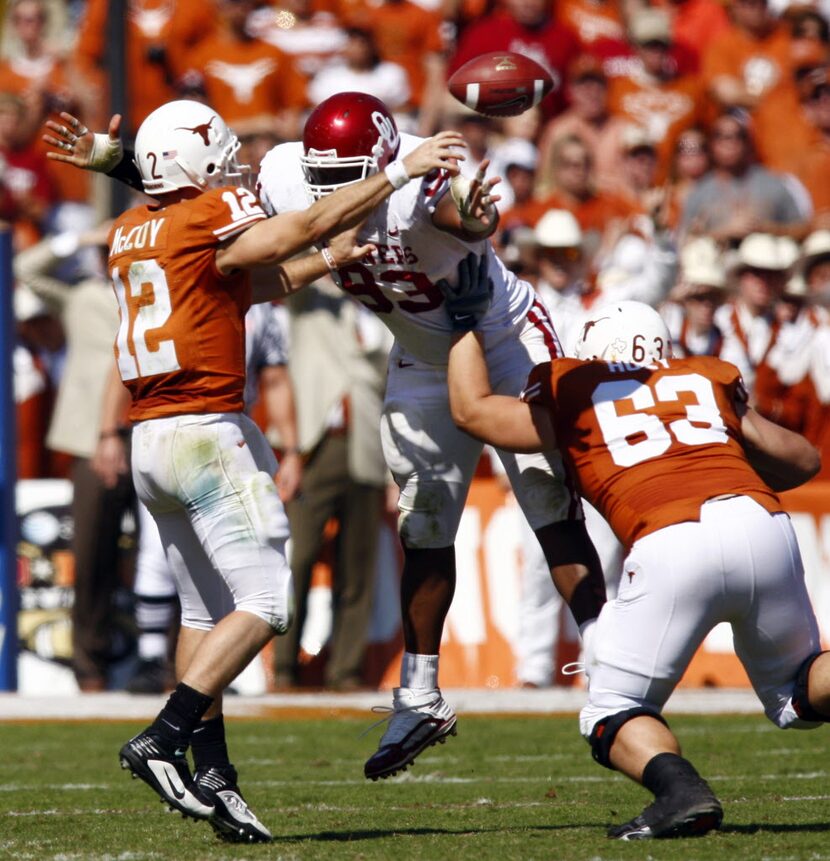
[194,765,272,843]
[119,730,213,819]
[608,783,723,840]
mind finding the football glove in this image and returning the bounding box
[437,252,493,331]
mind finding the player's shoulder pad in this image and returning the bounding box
[189,185,267,243]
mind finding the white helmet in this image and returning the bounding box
[133,100,249,195]
[573,300,672,364]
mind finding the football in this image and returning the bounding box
[447,51,555,118]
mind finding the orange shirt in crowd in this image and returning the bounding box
[702,22,814,170]
[107,186,266,422]
[524,354,781,550]
[656,0,730,66]
[792,133,830,216]
[180,32,306,126]
[506,188,639,235]
[76,0,217,134]
[537,112,630,195]
[351,0,444,107]
[0,59,89,203]
[609,73,705,182]
[558,0,624,47]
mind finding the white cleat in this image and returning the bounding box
[364,687,457,781]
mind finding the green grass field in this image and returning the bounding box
[0,713,828,861]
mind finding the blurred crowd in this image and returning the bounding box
[6,0,830,688]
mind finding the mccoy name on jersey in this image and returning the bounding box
[258,134,535,365]
[108,186,267,422]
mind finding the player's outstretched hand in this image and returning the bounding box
[43,112,124,173]
[402,131,466,179]
[437,251,493,331]
[327,223,376,268]
[450,159,501,234]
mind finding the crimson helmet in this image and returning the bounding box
[301,92,400,199]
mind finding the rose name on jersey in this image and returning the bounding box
[110,218,166,258]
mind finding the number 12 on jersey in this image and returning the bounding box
[112,259,181,381]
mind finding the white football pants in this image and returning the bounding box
[131,412,293,632]
[581,495,822,737]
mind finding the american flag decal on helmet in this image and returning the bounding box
[162,150,178,159]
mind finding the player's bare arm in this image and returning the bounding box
[216,131,466,273]
[448,330,556,453]
[740,407,820,491]
[432,159,501,240]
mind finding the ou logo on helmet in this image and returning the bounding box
[371,110,399,162]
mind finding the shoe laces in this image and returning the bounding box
[359,694,444,739]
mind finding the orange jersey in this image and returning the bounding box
[608,74,704,182]
[107,186,267,422]
[179,34,306,122]
[524,355,781,549]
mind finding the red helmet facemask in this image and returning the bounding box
[301,92,400,199]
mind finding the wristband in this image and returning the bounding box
[89,133,124,173]
[384,159,410,190]
[321,247,338,271]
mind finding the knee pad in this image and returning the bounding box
[589,707,668,770]
[397,481,463,549]
[791,652,830,723]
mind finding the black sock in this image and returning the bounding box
[191,715,231,771]
[150,683,214,747]
[642,752,706,798]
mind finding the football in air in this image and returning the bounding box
[447,51,554,118]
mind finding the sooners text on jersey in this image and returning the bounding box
[524,354,782,549]
[107,186,266,421]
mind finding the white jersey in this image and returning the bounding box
[258,134,536,365]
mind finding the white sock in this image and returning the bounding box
[400,652,439,690]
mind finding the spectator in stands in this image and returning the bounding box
[351,0,447,135]
[510,134,637,249]
[13,223,132,690]
[75,0,216,136]
[558,0,624,48]
[248,0,347,87]
[275,281,390,691]
[13,285,61,479]
[617,125,668,222]
[665,127,709,229]
[530,209,589,350]
[792,65,830,223]
[309,27,410,113]
[608,8,705,182]
[0,91,53,247]
[0,0,92,232]
[177,0,306,139]
[489,137,537,215]
[665,0,731,68]
[716,232,802,415]
[447,0,579,118]
[702,0,814,169]
[680,111,807,242]
[803,228,830,305]
[661,236,727,357]
[536,54,628,196]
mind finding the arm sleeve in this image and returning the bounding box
[107,148,144,192]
